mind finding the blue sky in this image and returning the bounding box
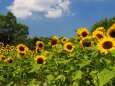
[0,0,115,38]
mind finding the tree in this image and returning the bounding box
[0,12,29,45]
[91,17,115,32]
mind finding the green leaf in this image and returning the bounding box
[98,68,115,86]
[55,75,66,80]
[110,49,115,57]
[72,70,82,80]
[78,59,90,68]
[47,74,54,81]
[27,79,35,86]
[58,59,72,64]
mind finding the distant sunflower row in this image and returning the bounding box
[0,23,115,64]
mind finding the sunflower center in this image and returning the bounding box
[38,43,43,48]
[37,57,44,64]
[51,39,57,45]
[63,39,67,42]
[82,41,91,47]
[19,46,24,51]
[96,34,103,39]
[102,41,113,49]
[67,45,72,50]
[82,32,87,37]
[110,30,115,37]
[8,59,13,63]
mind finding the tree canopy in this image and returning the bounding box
[0,12,29,45]
[91,17,115,32]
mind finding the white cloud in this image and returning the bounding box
[7,0,71,19]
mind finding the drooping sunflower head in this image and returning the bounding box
[61,37,68,43]
[80,36,93,49]
[95,27,106,33]
[35,55,46,64]
[16,44,28,53]
[76,27,89,37]
[107,23,115,38]
[49,36,59,47]
[97,36,115,54]
[4,57,13,64]
[0,42,4,47]
[64,42,75,52]
[92,30,105,41]
[36,41,44,50]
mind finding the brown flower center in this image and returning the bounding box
[37,57,44,64]
[19,46,25,51]
[102,41,113,49]
[66,44,72,50]
[82,41,91,47]
[38,43,43,48]
[51,39,57,45]
[82,31,87,37]
[110,30,115,37]
[96,34,103,39]
[8,59,13,63]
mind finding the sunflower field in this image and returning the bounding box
[0,23,115,86]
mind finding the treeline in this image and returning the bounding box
[0,12,115,49]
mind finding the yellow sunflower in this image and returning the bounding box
[49,36,59,47]
[0,55,5,61]
[61,37,68,43]
[92,30,105,41]
[0,42,4,47]
[64,42,75,52]
[107,23,115,38]
[95,27,106,33]
[76,27,89,37]
[18,51,28,58]
[10,46,15,50]
[0,49,6,54]
[97,36,115,54]
[6,44,10,48]
[4,57,13,64]
[16,44,28,53]
[36,41,44,50]
[80,36,93,49]
[34,55,46,64]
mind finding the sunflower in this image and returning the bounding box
[95,27,106,33]
[36,41,44,50]
[92,30,105,41]
[97,36,115,54]
[18,51,28,58]
[0,42,4,47]
[80,36,93,49]
[0,55,5,61]
[61,37,68,43]
[49,36,59,47]
[6,44,10,48]
[76,27,89,37]
[64,42,75,52]
[0,49,6,54]
[4,57,13,64]
[107,23,115,38]
[10,46,15,50]
[34,55,46,64]
[16,44,28,53]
